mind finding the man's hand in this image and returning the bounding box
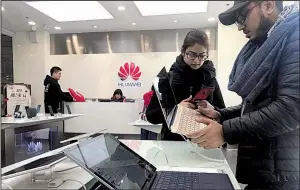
[196,100,214,110]
[186,116,225,149]
[197,101,221,122]
[180,95,196,109]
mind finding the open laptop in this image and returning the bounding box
[66,104,72,114]
[25,106,37,118]
[36,105,41,114]
[63,133,234,190]
[152,67,207,135]
[48,105,55,116]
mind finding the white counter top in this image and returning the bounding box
[64,102,144,134]
[128,119,162,133]
[2,140,240,190]
[1,114,83,130]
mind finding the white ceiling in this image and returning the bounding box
[1,1,234,34]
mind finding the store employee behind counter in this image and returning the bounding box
[44,66,73,113]
[146,29,226,141]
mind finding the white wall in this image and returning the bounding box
[217,23,248,107]
[13,31,50,112]
[12,24,245,109]
[46,50,217,99]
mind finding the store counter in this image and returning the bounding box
[1,114,82,167]
[1,140,240,189]
[64,102,144,134]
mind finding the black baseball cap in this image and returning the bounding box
[219,1,250,25]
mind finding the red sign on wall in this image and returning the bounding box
[117,62,143,88]
[118,62,141,81]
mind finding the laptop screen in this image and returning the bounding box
[153,67,178,129]
[64,134,156,189]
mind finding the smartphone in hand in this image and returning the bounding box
[191,87,215,103]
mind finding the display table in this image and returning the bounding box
[1,114,82,166]
[128,119,162,133]
[64,102,144,134]
[1,140,240,189]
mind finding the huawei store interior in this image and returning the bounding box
[0,1,299,190]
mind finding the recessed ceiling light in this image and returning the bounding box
[24,1,114,22]
[132,22,137,26]
[208,17,215,22]
[118,6,126,11]
[174,20,178,23]
[133,1,208,16]
[54,26,61,30]
[93,25,98,28]
[1,6,4,11]
[28,21,36,25]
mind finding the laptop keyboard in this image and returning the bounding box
[150,171,230,190]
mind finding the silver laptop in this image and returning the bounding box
[153,67,210,135]
[152,67,179,130]
[63,133,234,190]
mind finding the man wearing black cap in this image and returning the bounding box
[187,1,299,190]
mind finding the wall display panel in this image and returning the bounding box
[50,28,217,55]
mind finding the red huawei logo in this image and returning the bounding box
[118,62,141,81]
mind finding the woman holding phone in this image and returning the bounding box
[146,29,226,144]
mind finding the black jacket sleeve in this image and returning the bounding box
[222,30,300,145]
[212,79,226,109]
[54,83,73,102]
[217,104,242,123]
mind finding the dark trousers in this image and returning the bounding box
[141,129,157,140]
[245,181,299,190]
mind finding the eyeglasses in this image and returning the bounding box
[186,51,208,61]
[235,2,262,26]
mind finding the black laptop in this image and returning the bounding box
[36,104,41,114]
[66,104,72,114]
[63,134,234,190]
[48,105,55,116]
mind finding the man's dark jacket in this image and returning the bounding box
[44,75,73,113]
[218,21,299,186]
[146,55,225,141]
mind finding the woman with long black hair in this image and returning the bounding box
[146,29,226,144]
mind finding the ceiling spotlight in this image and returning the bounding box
[118,6,126,11]
[208,17,216,22]
[93,25,98,28]
[28,21,36,25]
[1,6,4,11]
[132,22,137,26]
[174,20,178,23]
[54,26,61,30]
